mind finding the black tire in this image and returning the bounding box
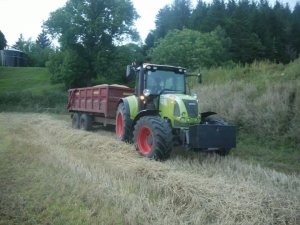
[79,113,92,131]
[116,103,131,141]
[72,113,81,129]
[133,116,173,160]
[202,117,231,156]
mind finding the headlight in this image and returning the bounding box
[191,93,198,99]
[181,112,186,117]
[180,117,186,122]
[143,89,150,97]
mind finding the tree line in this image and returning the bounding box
[146,0,300,66]
[1,0,299,88]
[0,30,54,67]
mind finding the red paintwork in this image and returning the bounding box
[137,126,153,155]
[116,111,123,138]
[67,84,134,118]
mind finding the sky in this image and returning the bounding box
[0,0,298,47]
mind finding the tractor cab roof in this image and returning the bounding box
[136,63,187,74]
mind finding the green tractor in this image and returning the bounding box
[116,63,236,160]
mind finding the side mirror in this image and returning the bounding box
[197,72,202,83]
[126,65,132,77]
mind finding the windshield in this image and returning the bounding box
[145,70,185,95]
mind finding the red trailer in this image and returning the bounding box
[67,84,134,130]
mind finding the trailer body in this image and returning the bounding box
[68,84,134,126]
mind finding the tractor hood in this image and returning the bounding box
[159,94,201,128]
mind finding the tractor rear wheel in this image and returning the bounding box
[72,113,81,129]
[79,113,92,131]
[202,117,231,156]
[133,116,173,160]
[116,103,131,142]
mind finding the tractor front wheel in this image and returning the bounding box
[116,103,131,142]
[133,116,173,160]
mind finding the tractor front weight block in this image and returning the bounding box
[187,124,236,149]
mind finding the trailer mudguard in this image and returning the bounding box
[188,124,236,149]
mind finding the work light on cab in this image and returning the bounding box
[143,89,150,97]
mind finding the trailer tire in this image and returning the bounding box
[133,116,173,160]
[79,113,92,131]
[72,113,81,129]
[116,103,131,142]
[202,117,231,156]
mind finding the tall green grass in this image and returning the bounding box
[0,67,67,113]
[189,58,300,171]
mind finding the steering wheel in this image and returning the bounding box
[158,89,172,95]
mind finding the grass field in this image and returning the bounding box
[0,113,299,224]
[0,67,67,113]
[0,61,300,224]
[0,63,300,174]
[0,67,64,94]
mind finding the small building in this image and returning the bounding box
[0,49,28,67]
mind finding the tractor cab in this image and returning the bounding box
[127,63,200,112]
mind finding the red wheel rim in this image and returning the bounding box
[137,126,153,155]
[116,112,123,138]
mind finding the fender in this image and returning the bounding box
[117,98,130,115]
[117,98,133,127]
[131,109,160,130]
[201,111,217,121]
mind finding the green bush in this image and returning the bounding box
[0,90,67,114]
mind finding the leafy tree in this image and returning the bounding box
[143,31,155,55]
[148,28,230,70]
[12,34,25,50]
[189,0,209,32]
[46,50,89,88]
[291,2,300,59]
[0,30,7,50]
[94,43,145,85]
[202,0,227,32]
[44,0,139,87]
[36,30,51,49]
[10,35,54,67]
[154,0,192,38]
[154,5,173,39]
[227,0,264,63]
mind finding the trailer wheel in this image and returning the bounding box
[116,103,131,142]
[79,113,92,131]
[72,113,81,129]
[202,117,231,156]
[133,116,173,160]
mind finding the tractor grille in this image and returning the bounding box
[182,99,198,117]
[173,102,180,117]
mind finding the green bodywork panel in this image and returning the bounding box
[125,94,201,129]
[125,95,138,120]
[159,94,201,128]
